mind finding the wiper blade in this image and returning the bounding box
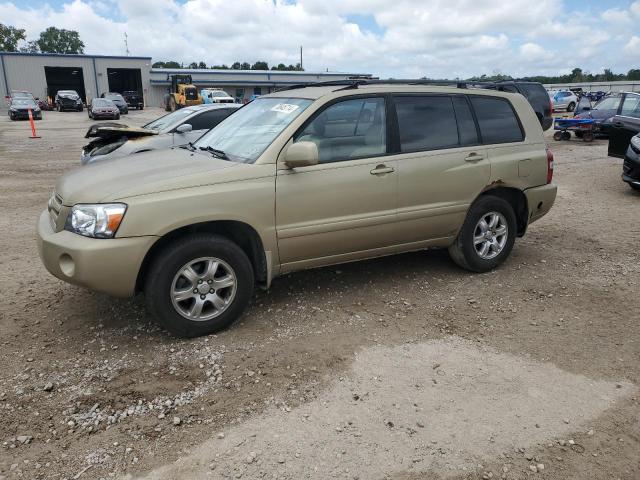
[180,142,196,151]
[199,146,229,159]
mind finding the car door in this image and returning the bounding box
[275,96,399,270]
[608,93,640,158]
[393,94,490,243]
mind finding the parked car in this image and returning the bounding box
[483,81,553,131]
[122,90,144,110]
[36,97,55,111]
[55,90,83,111]
[100,92,128,114]
[603,93,640,191]
[8,96,42,120]
[201,89,235,104]
[38,82,556,337]
[81,103,241,164]
[88,98,120,120]
[549,90,578,112]
[575,92,639,134]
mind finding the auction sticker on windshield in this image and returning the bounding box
[271,103,300,114]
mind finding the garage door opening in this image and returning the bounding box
[107,68,142,96]
[44,66,86,102]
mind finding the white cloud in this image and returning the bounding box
[0,0,637,78]
[625,36,640,56]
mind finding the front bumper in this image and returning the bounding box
[10,110,40,119]
[622,145,640,187]
[524,183,557,225]
[37,210,157,297]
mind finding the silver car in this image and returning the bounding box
[549,90,579,112]
[81,103,242,164]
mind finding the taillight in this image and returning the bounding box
[546,147,554,184]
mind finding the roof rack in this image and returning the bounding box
[278,79,512,92]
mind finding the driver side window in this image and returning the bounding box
[295,97,386,163]
[621,95,640,118]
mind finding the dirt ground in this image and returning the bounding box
[0,108,638,480]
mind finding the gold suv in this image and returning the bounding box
[38,82,557,337]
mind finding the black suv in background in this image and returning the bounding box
[122,90,144,110]
[481,81,553,131]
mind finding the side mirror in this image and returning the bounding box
[176,123,193,134]
[284,141,319,168]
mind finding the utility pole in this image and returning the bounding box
[124,32,130,56]
[300,46,303,70]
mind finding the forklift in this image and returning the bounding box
[163,74,202,111]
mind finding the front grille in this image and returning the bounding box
[48,192,63,230]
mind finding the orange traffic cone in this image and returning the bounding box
[28,108,40,139]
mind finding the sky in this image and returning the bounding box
[1,0,639,79]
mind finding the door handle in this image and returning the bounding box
[370,165,394,175]
[465,153,484,162]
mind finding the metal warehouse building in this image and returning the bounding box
[0,52,370,108]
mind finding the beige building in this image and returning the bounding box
[0,52,370,108]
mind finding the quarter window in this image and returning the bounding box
[295,97,386,163]
[470,97,524,144]
[394,96,459,152]
[621,94,640,118]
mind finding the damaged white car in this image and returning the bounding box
[81,103,241,165]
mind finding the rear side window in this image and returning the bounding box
[470,97,524,144]
[394,96,458,152]
[518,84,549,110]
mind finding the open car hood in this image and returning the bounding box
[84,123,159,141]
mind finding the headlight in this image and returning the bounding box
[65,203,127,238]
[90,139,126,157]
[632,136,640,150]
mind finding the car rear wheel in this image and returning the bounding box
[144,234,254,338]
[630,183,640,192]
[448,195,517,273]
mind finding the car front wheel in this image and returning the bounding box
[145,234,254,337]
[448,195,517,273]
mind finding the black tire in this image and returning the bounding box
[553,131,563,141]
[57,104,61,112]
[169,96,177,112]
[144,234,254,338]
[574,131,583,138]
[561,131,571,141]
[630,183,640,192]
[567,102,576,112]
[115,113,120,120]
[582,132,594,142]
[448,195,517,273]
[139,105,144,110]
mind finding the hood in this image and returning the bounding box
[85,123,158,141]
[56,148,241,205]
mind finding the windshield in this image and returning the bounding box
[93,99,114,107]
[105,93,124,101]
[594,96,621,111]
[59,91,79,97]
[194,97,312,163]
[143,108,197,131]
[204,90,230,97]
[12,98,36,107]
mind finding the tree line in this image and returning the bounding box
[1,23,84,54]
[469,67,640,83]
[152,60,304,71]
